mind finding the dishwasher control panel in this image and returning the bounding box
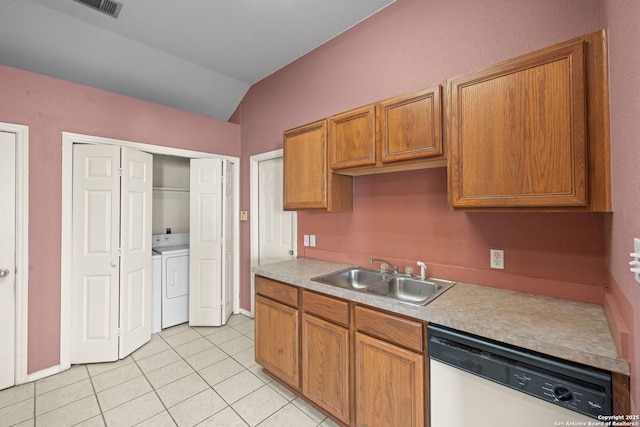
[428,325,612,419]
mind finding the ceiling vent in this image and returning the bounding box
[73,0,123,19]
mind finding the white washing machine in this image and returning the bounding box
[152,233,190,329]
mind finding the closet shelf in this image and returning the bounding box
[153,187,189,192]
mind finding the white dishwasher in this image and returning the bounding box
[428,325,612,427]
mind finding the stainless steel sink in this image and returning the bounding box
[312,267,455,305]
[311,268,389,290]
[365,277,455,306]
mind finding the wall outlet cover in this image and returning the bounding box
[490,249,504,269]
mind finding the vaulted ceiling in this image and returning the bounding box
[0,0,395,120]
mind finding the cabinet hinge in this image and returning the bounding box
[118,167,123,176]
[117,327,122,338]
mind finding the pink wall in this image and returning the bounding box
[238,0,605,307]
[602,0,640,411]
[0,65,240,373]
[299,168,607,304]
[238,0,640,406]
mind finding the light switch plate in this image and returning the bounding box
[310,235,316,247]
[303,235,309,247]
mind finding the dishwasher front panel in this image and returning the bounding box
[430,359,594,427]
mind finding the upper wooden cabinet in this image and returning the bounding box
[328,105,376,170]
[283,120,353,211]
[448,30,611,211]
[380,85,443,163]
[328,85,446,175]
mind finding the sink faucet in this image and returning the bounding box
[369,258,398,274]
[416,261,428,280]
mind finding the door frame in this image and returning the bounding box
[60,132,239,370]
[0,122,29,386]
[249,149,297,316]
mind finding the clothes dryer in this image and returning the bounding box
[152,233,190,329]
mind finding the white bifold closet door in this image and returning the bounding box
[189,158,233,326]
[71,144,152,363]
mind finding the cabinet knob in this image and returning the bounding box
[111,261,118,267]
[0,269,10,278]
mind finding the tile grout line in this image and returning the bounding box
[184,320,259,426]
[128,333,179,427]
[83,364,108,427]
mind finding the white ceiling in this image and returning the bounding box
[0,0,395,121]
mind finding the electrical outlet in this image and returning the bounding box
[631,238,640,284]
[310,235,316,247]
[490,249,504,269]
[303,235,309,247]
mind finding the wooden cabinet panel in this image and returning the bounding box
[302,290,349,327]
[283,120,353,211]
[355,305,423,353]
[449,30,611,211]
[301,314,350,424]
[283,120,327,209]
[328,105,376,170]
[255,275,299,307]
[328,86,446,176]
[449,39,587,208]
[254,295,300,390]
[355,332,424,427]
[380,84,442,163]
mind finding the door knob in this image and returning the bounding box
[0,269,10,278]
[288,250,294,255]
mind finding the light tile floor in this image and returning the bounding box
[0,314,340,427]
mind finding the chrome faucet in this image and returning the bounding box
[416,261,428,280]
[369,258,398,274]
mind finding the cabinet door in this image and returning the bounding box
[329,105,376,169]
[355,332,424,427]
[283,120,327,209]
[449,39,587,208]
[380,85,443,163]
[254,295,300,389]
[301,314,350,424]
[283,120,353,211]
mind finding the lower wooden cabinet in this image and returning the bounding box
[355,332,424,427]
[254,295,300,390]
[301,313,350,424]
[254,277,427,426]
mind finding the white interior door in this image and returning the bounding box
[72,144,120,363]
[189,158,224,326]
[258,157,295,265]
[0,131,16,389]
[118,147,152,358]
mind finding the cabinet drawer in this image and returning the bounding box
[302,290,349,327]
[255,276,299,307]
[355,305,423,353]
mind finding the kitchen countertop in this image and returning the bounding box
[252,257,629,375]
